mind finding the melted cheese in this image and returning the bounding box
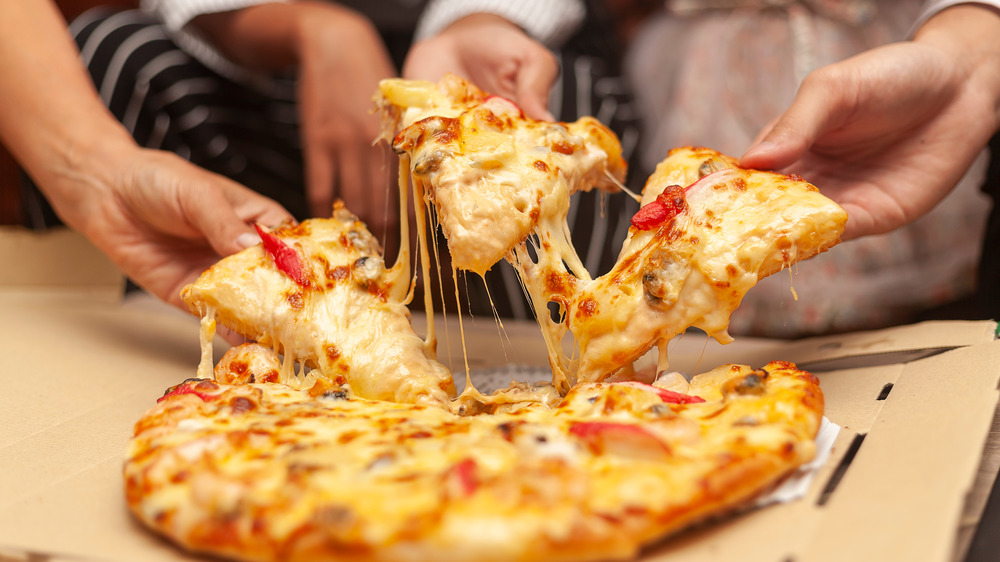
[181,206,456,406]
[379,76,625,277]
[127,361,823,562]
[378,75,626,395]
[563,148,847,382]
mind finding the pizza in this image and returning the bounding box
[381,77,847,389]
[376,74,626,277]
[125,345,823,562]
[521,147,848,386]
[180,203,455,408]
[123,76,846,561]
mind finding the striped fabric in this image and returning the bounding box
[71,8,310,220]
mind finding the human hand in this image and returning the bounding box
[189,2,398,239]
[53,145,293,310]
[741,6,1000,240]
[294,4,398,234]
[403,13,559,121]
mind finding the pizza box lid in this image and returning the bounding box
[0,226,997,562]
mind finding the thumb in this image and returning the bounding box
[515,54,558,121]
[739,77,843,170]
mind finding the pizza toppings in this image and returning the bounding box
[145,77,839,562]
[630,184,687,230]
[157,378,222,403]
[446,458,480,497]
[254,223,310,287]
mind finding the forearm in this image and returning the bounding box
[0,1,137,229]
[914,4,1000,124]
[189,1,371,72]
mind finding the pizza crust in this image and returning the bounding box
[126,360,822,562]
[131,78,843,561]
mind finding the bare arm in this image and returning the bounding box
[0,1,292,308]
[188,2,398,229]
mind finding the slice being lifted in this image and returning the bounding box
[377,74,626,277]
[181,204,456,407]
[533,147,849,384]
[379,77,847,388]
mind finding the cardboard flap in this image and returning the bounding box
[0,226,124,300]
[648,321,999,375]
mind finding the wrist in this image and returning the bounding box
[189,2,321,71]
[914,5,1000,125]
[33,116,138,235]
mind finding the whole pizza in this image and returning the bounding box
[124,75,846,562]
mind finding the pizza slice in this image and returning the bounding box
[180,203,456,407]
[377,74,626,277]
[525,147,848,384]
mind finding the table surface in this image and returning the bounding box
[1,291,998,562]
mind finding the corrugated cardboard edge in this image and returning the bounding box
[802,341,1000,561]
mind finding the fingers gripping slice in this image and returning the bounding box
[180,204,457,407]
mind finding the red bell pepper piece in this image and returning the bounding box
[447,458,478,497]
[158,379,222,403]
[255,224,310,287]
[630,184,687,230]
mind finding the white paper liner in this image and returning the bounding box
[755,417,841,507]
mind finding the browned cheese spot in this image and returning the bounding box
[338,431,361,444]
[433,117,461,144]
[257,370,279,383]
[551,140,575,155]
[229,396,257,414]
[286,291,305,311]
[194,379,220,393]
[576,297,598,319]
[481,109,505,129]
[325,344,341,362]
[284,222,310,237]
[533,160,549,172]
[169,470,190,484]
[329,265,351,282]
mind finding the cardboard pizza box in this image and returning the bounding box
[0,226,997,562]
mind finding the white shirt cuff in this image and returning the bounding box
[141,0,284,32]
[911,0,1000,34]
[415,0,586,47]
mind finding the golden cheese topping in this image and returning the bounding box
[508,147,847,385]
[180,205,456,407]
[378,75,625,276]
[126,360,823,562]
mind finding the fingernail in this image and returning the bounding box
[236,232,260,249]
